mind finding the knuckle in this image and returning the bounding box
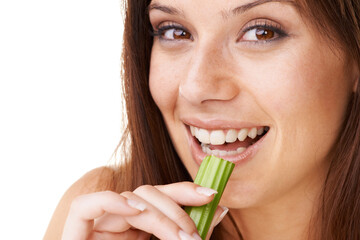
[154,184,162,189]
[175,211,197,230]
[120,190,133,199]
[69,195,88,214]
[101,190,114,198]
[156,212,172,226]
[183,181,196,188]
[134,184,154,195]
[70,195,84,209]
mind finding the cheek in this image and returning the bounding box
[149,54,180,113]
[280,50,348,124]
[246,38,348,121]
[257,43,350,159]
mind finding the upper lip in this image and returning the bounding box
[181,117,267,130]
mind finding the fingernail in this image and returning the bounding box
[196,187,217,197]
[215,206,229,225]
[179,230,197,240]
[127,199,146,211]
[192,232,202,240]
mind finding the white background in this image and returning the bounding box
[0,0,124,239]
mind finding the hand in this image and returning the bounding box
[61,182,228,240]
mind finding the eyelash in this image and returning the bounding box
[151,21,288,44]
[240,21,288,43]
[151,23,191,40]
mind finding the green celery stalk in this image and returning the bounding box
[185,155,235,239]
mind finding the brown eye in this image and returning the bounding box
[240,25,285,43]
[162,28,192,40]
[173,29,191,39]
[255,28,274,40]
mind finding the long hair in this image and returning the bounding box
[300,1,360,239]
[109,0,360,239]
[111,0,191,191]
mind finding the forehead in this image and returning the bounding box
[148,0,307,37]
[148,0,302,16]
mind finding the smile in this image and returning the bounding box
[187,124,269,164]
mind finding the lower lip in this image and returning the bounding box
[187,128,267,167]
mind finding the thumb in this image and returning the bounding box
[205,206,229,240]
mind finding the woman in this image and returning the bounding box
[45,0,360,239]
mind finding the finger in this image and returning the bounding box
[121,191,199,240]
[154,182,217,206]
[133,184,205,237]
[93,212,129,232]
[62,191,144,240]
[89,229,150,240]
[71,191,144,219]
[205,206,229,240]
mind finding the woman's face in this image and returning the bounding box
[148,0,356,208]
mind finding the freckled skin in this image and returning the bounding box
[148,0,356,223]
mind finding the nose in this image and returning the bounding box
[179,43,239,105]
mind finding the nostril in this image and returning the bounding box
[179,79,239,104]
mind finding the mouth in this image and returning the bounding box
[186,124,270,165]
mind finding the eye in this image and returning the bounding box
[163,28,192,40]
[239,20,288,43]
[151,24,192,41]
[242,27,275,41]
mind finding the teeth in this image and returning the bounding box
[248,127,257,139]
[219,150,227,156]
[200,145,248,156]
[237,128,248,141]
[237,147,246,153]
[229,150,238,155]
[257,127,264,136]
[197,128,210,144]
[193,126,268,144]
[190,126,195,136]
[212,149,220,156]
[195,125,269,157]
[225,129,237,143]
[210,130,225,145]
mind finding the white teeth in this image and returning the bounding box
[257,127,264,136]
[210,130,225,145]
[229,150,238,155]
[190,126,195,136]
[200,144,248,156]
[219,150,227,156]
[237,128,248,141]
[193,126,268,144]
[248,127,257,139]
[197,128,210,144]
[212,149,220,156]
[237,147,246,153]
[195,125,269,157]
[225,129,237,143]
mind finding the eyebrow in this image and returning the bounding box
[147,2,185,17]
[147,0,299,18]
[231,0,298,16]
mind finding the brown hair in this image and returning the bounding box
[301,1,360,239]
[108,0,360,239]
[111,0,192,191]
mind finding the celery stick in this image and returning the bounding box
[185,155,235,239]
